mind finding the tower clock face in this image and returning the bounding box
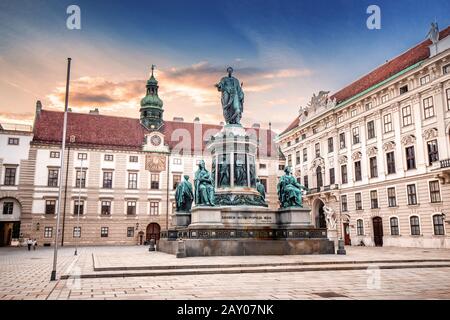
[150,135,162,146]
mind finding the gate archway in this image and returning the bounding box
[146,223,161,242]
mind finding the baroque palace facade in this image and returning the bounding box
[278,26,450,248]
[0,70,280,246]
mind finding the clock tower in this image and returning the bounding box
[140,65,164,131]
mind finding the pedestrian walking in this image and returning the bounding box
[33,239,37,250]
[26,238,32,251]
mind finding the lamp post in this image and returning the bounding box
[51,57,71,281]
[74,157,83,256]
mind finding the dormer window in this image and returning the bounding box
[420,75,430,86]
[399,85,408,94]
[381,94,388,104]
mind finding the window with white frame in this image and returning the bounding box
[407,184,417,205]
[352,127,360,144]
[73,227,81,238]
[45,200,56,215]
[386,152,396,174]
[101,201,111,215]
[383,114,392,133]
[2,202,13,215]
[381,94,388,104]
[127,227,134,237]
[402,105,412,126]
[429,180,441,203]
[50,151,60,158]
[420,74,430,85]
[104,154,114,161]
[73,200,84,215]
[4,167,16,186]
[387,187,397,207]
[410,216,420,235]
[101,227,109,237]
[302,148,307,162]
[287,154,292,167]
[405,146,416,170]
[370,190,378,209]
[129,155,139,163]
[367,120,375,139]
[44,227,53,238]
[327,137,334,153]
[78,153,87,160]
[369,157,378,178]
[8,137,19,145]
[433,214,445,235]
[315,143,320,157]
[341,195,348,212]
[357,219,364,236]
[173,158,182,165]
[351,109,357,117]
[427,140,439,164]
[423,96,435,119]
[447,89,450,110]
[339,132,346,149]
[444,64,450,74]
[354,161,362,181]
[390,217,399,235]
[47,169,59,187]
[127,201,136,215]
[355,193,362,210]
[128,172,138,189]
[341,165,348,184]
[150,201,159,215]
[295,151,301,164]
[75,169,86,188]
[365,102,373,111]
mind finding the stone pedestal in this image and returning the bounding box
[327,229,338,247]
[189,206,224,228]
[172,212,191,228]
[277,207,313,228]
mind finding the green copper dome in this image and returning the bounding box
[140,93,163,108]
[140,65,164,131]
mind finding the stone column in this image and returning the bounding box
[392,103,404,176]
[412,93,426,172]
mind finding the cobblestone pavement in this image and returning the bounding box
[1,246,450,300]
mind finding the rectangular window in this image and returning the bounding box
[386,152,396,174]
[341,195,348,212]
[101,201,111,215]
[354,161,362,181]
[45,200,56,215]
[173,158,182,165]
[351,109,357,117]
[444,64,450,75]
[295,137,300,144]
[365,102,373,111]
[287,141,291,147]
[433,215,445,236]
[44,227,53,238]
[128,172,138,189]
[407,184,417,205]
[127,227,134,237]
[287,154,292,167]
[4,168,16,186]
[103,172,113,188]
[370,190,378,209]
[2,202,13,215]
[295,151,301,165]
[399,85,408,95]
[8,137,19,145]
[369,157,378,178]
[279,165,285,171]
[73,227,81,238]
[383,114,392,133]
[423,96,435,119]
[420,75,430,85]
[390,218,399,236]
[381,94,388,104]
[78,153,87,160]
[352,127,360,145]
[315,143,320,157]
[429,180,441,203]
[75,169,86,188]
[329,168,335,185]
[150,202,159,215]
[405,146,416,170]
[337,116,343,124]
[367,120,375,139]
[402,106,412,126]
[447,89,450,110]
[104,154,114,161]
[312,127,318,134]
[303,176,309,189]
[339,133,346,149]
[129,156,139,163]
[47,169,59,187]
[50,151,60,158]
[302,148,307,162]
[127,201,136,215]
[357,220,364,236]
[355,193,362,210]
[327,137,334,153]
[410,216,420,236]
[73,200,84,215]
[101,227,109,238]
[387,187,397,207]
[341,165,348,184]
[173,174,182,190]
[301,133,306,140]
[259,163,267,169]
[427,140,439,164]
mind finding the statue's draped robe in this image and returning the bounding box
[256,182,266,200]
[277,175,306,208]
[194,169,215,206]
[217,76,244,125]
[175,180,193,212]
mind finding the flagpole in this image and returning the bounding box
[51,57,71,281]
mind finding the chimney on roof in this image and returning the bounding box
[89,108,99,115]
[35,100,42,118]
[252,123,260,129]
[269,122,272,131]
[173,117,184,122]
[194,117,200,123]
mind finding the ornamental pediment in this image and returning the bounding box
[422,128,438,140]
[338,155,348,165]
[382,141,396,152]
[367,146,378,157]
[401,134,416,146]
[310,157,325,170]
[298,91,336,122]
[352,151,362,161]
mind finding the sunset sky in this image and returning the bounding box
[1,0,449,133]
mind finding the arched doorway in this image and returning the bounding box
[0,197,21,247]
[316,166,323,189]
[372,217,383,247]
[313,199,327,229]
[146,223,161,243]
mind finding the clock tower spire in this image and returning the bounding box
[140,65,164,130]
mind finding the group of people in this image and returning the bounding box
[26,238,38,251]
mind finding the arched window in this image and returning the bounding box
[433,214,445,235]
[356,219,364,236]
[410,216,421,235]
[390,217,399,235]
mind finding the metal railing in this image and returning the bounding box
[440,159,450,169]
[306,184,339,195]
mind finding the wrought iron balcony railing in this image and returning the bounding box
[440,159,450,169]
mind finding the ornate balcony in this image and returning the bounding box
[306,184,339,195]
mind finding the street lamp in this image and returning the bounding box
[74,157,83,256]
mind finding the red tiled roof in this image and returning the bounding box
[33,110,277,156]
[280,26,450,136]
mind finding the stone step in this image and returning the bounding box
[61,260,450,279]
